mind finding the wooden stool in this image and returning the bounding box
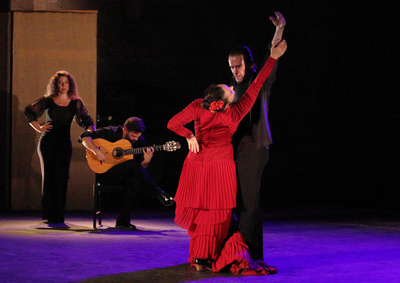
[93,184,125,230]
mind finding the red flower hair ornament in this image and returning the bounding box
[209,101,224,111]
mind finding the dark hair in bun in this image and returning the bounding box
[201,84,228,112]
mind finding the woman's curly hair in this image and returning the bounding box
[45,70,79,99]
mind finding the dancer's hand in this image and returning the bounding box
[186,135,199,153]
[270,39,287,59]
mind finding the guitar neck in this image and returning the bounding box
[124,145,164,156]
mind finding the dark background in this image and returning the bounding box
[3,0,398,211]
[92,0,398,211]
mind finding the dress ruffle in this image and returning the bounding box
[189,232,227,263]
[175,205,231,230]
[175,206,232,263]
[213,231,278,275]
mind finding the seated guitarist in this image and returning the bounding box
[80,117,175,230]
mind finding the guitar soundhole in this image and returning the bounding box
[113,147,124,159]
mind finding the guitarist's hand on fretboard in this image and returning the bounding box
[141,147,154,168]
[143,147,154,160]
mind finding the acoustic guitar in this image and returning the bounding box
[86,138,181,173]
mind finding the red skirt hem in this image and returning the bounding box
[212,231,278,276]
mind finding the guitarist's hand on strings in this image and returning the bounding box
[81,136,108,163]
[186,135,199,153]
[95,149,108,163]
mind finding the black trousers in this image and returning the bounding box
[96,160,162,223]
[38,134,72,223]
[234,135,269,260]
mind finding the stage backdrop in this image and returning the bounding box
[11,11,97,210]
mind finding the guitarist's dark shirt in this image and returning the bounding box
[79,125,146,163]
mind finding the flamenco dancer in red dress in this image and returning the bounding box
[167,38,287,275]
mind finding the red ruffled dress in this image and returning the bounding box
[167,57,278,274]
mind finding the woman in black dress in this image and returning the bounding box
[24,71,95,223]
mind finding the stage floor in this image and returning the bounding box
[1,206,400,283]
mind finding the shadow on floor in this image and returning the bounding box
[79,263,242,283]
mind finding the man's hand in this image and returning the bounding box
[81,136,108,163]
[95,149,108,163]
[270,11,286,29]
[143,147,154,163]
[270,12,286,47]
[141,147,154,168]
